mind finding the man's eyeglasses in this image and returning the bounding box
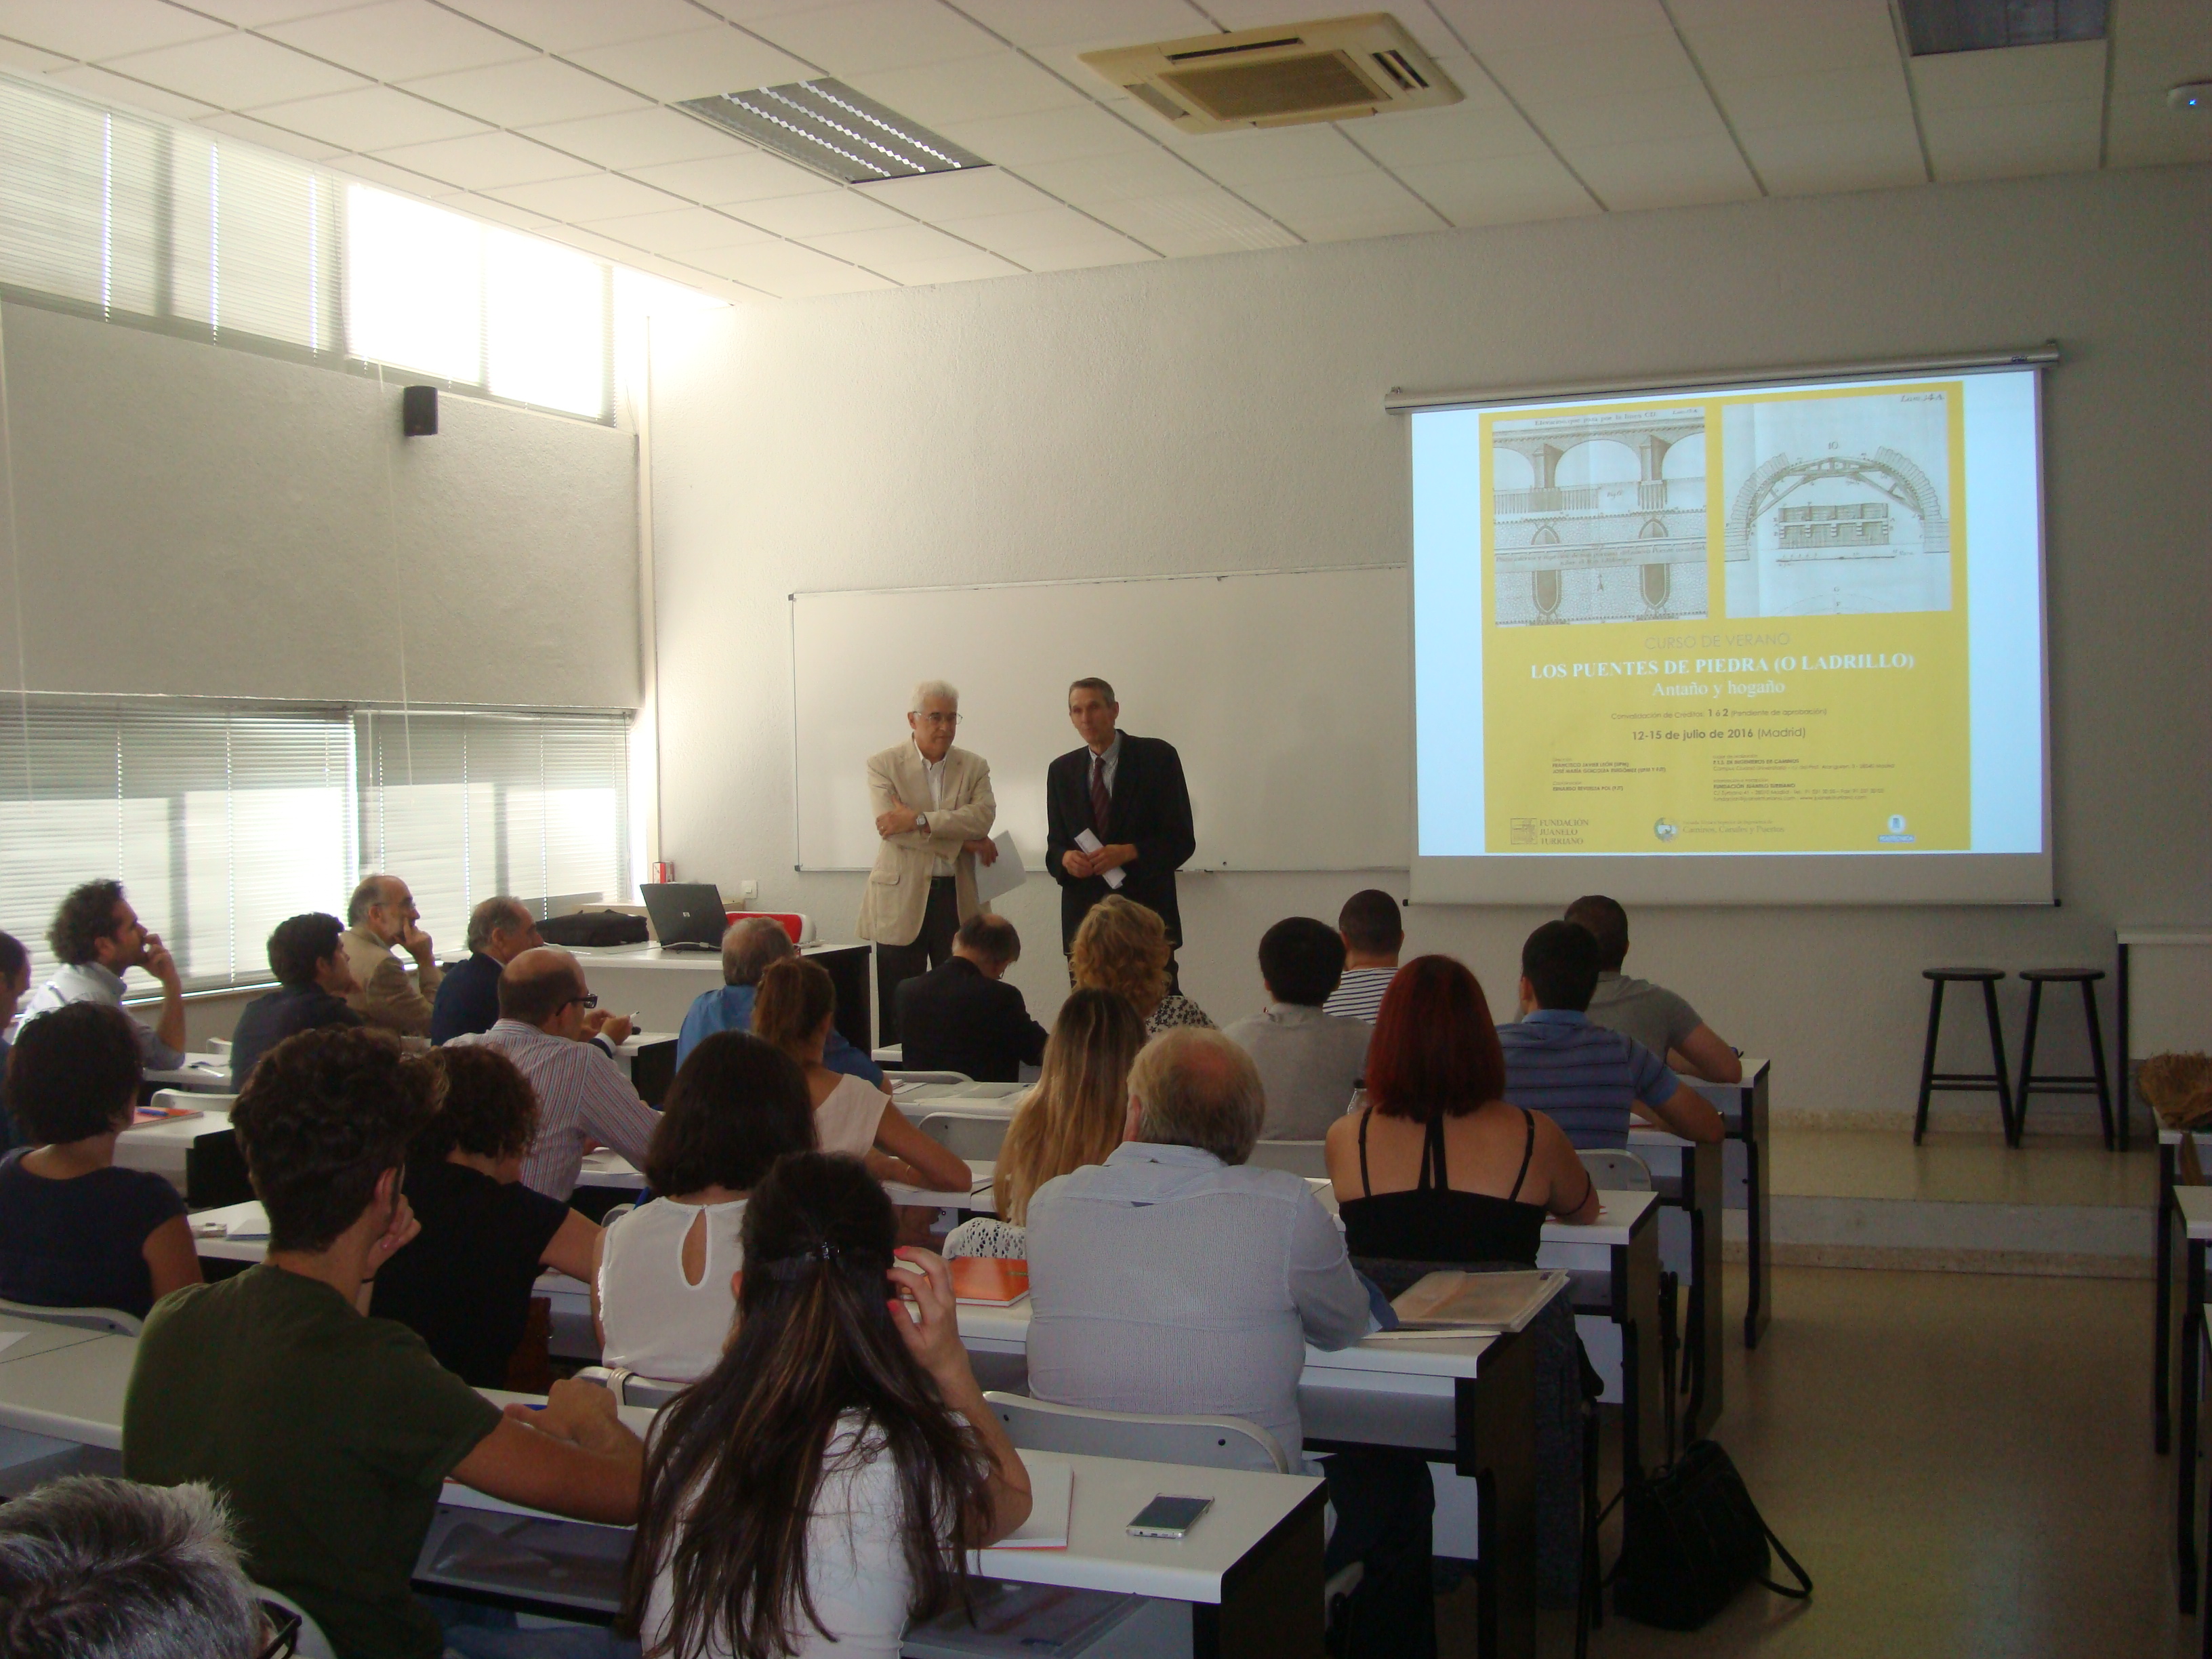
[562,993,600,1011]
[916,712,960,726]
[255,1600,303,1659]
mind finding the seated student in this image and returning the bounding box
[676,916,884,1084]
[122,1026,645,1659]
[1025,1026,1371,1462]
[369,1044,603,1389]
[1325,888,1402,1023]
[21,878,186,1070]
[620,1151,1031,1659]
[0,928,30,1153]
[1326,954,1602,1612]
[1565,894,1744,1084]
[0,1475,268,1659]
[941,989,1145,1261]
[1224,916,1372,1140]
[430,896,543,1045]
[1500,922,1724,1149]
[1069,893,1212,1036]
[228,912,365,1088]
[753,958,972,1195]
[597,1031,817,1382]
[895,913,1048,1083]
[0,1002,201,1319]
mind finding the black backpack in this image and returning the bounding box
[537,909,650,948]
[1612,1439,1811,1629]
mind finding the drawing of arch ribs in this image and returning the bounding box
[1726,447,1949,567]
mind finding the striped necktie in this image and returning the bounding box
[1090,752,1111,838]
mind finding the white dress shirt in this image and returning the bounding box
[22,962,184,1070]
[918,743,954,876]
[447,1019,659,1200]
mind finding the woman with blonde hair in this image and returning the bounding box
[1069,894,1212,1036]
[941,989,1145,1261]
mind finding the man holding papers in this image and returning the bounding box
[1046,678,1195,954]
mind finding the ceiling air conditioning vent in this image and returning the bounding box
[1082,12,1460,134]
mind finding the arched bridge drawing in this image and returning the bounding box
[1723,445,1951,618]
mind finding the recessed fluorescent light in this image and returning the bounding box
[677,79,985,186]
[1898,0,2107,57]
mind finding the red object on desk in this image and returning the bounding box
[724,912,808,945]
[950,1258,1029,1307]
[129,1104,203,1128]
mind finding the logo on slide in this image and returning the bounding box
[1879,812,1916,845]
[1654,818,1679,843]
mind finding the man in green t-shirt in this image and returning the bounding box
[123,1027,644,1659]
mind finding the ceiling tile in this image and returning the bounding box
[1338,78,1550,169]
[186,1,361,22]
[685,238,897,298]
[1677,7,1900,81]
[485,170,689,219]
[101,30,366,107]
[1707,66,1915,131]
[522,106,745,169]
[537,222,643,262]
[941,202,1130,255]
[262,1,537,83]
[577,203,771,252]
[1572,133,1763,210]
[330,151,464,195]
[841,51,1084,128]
[371,129,596,189]
[0,0,226,62]
[254,83,491,148]
[945,0,1211,51]
[443,0,715,53]
[626,148,838,203]
[868,247,1023,285]
[445,192,558,231]
[2104,0,2212,167]
[1736,118,1927,194]
[1017,147,1216,203]
[1072,188,1298,257]
[40,64,220,119]
[730,186,912,237]
[0,37,71,73]
[1013,237,1155,272]
[747,1,1000,77]
[401,55,651,127]
[195,109,348,159]
[1908,39,2107,111]
[935,101,1155,166]
[1389,152,1599,226]
[1153,123,1378,190]
[851,165,1056,221]
[564,26,813,101]
[1920,101,2103,181]
[1238,171,1443,241]
[1428,0,1677,55]
[800,220,980,264]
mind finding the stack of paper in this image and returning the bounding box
[1072,830,1124,890]
[1372,1269,1568,1336]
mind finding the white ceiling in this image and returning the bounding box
[0,0,2204,302]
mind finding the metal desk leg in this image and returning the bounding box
[1742,1068,1771,1350]
[2182,1237,2205,1614]
[2118,942,2132,1153]
[1457,1326,1536,1659]
[2162,1141,2179,1453]
[1194,1487,1328,1659]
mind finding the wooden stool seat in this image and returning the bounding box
[1915,970,2014,1146]
[1925,968,2005,982]
[2020,967,2105,983]
[2015,966,2115,1149]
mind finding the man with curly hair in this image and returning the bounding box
[20,878,186,1071]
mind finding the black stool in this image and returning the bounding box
[1914,969,2015,1146]
[2015,968,2115,1148]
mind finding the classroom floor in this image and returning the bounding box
[1437,1263,2184,1657]
[1769,1125,2155,1208]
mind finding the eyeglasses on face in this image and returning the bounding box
[255,1600,303,1659]
[562,993,600,1011]
[916,711,960,726]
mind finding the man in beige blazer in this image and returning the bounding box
[339,872,443,1037]
[858,679,998,1044]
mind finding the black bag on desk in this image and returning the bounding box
[1613,1439,1811,1629]
[537,909,649,947]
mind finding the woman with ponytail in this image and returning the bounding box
[620,1151,1031,1658]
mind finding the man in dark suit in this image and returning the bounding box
[1046,678,1196,953]
[895,914,1048,1083]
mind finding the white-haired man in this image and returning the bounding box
[857,679,998,1044]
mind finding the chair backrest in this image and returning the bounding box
[253,1584,336,1659]
[0,1298,142,1336]
[918,1113,1009,1159]
[724,911,814,946]
[983,1391,1289,1474]
[1579,1149,1653,1191]
[151,1088,235,1113]
[186,1126,257,1209]
[574,1363,688,1409]
[886,1070,975,1087]
[1246,1140,1328,1179]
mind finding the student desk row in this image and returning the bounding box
[2156,1126,2210,1454]
[1688,1057,1773,1350]
[0,1309,1338,1659]
[2171,1185,2212,1614]
[568,940,876,1054]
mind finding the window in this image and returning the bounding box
[355,710,632,954]
[0,73,623,422]
[0,698,630,995]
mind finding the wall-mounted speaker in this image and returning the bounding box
[402,384,438,436]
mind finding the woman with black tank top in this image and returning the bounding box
[1322,955,1601,1623]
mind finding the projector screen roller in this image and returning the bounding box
[1409,361,2051,905]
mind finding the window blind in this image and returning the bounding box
[354,710,631,954]
[0,698,354,992]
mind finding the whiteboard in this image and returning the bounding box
[791,567,1410,872]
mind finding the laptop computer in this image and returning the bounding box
[640,882,726,951]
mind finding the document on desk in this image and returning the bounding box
[1374,1269,1569,1336]
[0,1332,24,1357]
[995,1454,1071,1548]
[1073,830,1124,890]
[974,832,1027,904]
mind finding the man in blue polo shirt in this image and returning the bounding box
[676,916,884,1084]
[1498,921,1723,1149]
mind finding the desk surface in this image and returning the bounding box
[0,1319,136,1449]
[2178,1185,2212,1240]
[2121,930,2212,947]
[568,941,867,972]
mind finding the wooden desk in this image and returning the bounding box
[1629,1126,1725,1441]
[2174,1185,2212,1612]
[568,941,874,1055]
[1688,1058,1772,1349]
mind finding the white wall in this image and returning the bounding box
[647,165,2211,1129]
[0,301,640,710]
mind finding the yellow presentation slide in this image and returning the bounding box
[1479,380,1969,855]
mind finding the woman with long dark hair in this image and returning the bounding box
[620,1152,1031,1658]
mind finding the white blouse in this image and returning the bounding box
[597,1195,746,1384]
[815,1071,890,1159]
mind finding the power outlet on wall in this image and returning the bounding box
[738,880,759,905]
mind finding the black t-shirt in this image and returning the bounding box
[369,1159,572,1388]
[0,1148,187,1318]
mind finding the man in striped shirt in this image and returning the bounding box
[1498,921,1723,1151]
[1322,888,1402,1023]
[447,947,658,1201]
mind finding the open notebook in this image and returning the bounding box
[1367,1269,1569,1337]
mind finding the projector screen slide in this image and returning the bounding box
[1409,362,2051,905]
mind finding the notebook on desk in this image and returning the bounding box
[950,1258,1028,1307]
[128,1104,202,1128]
[1373,1269,1568,1336]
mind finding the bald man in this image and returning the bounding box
[447,947,654,1202]
[339,874,443,1037]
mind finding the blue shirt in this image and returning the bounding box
[0,1148,186,1319]
[676,984,885,1086]
[1497,1008,1680,1149]
[430,952,504,1045]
